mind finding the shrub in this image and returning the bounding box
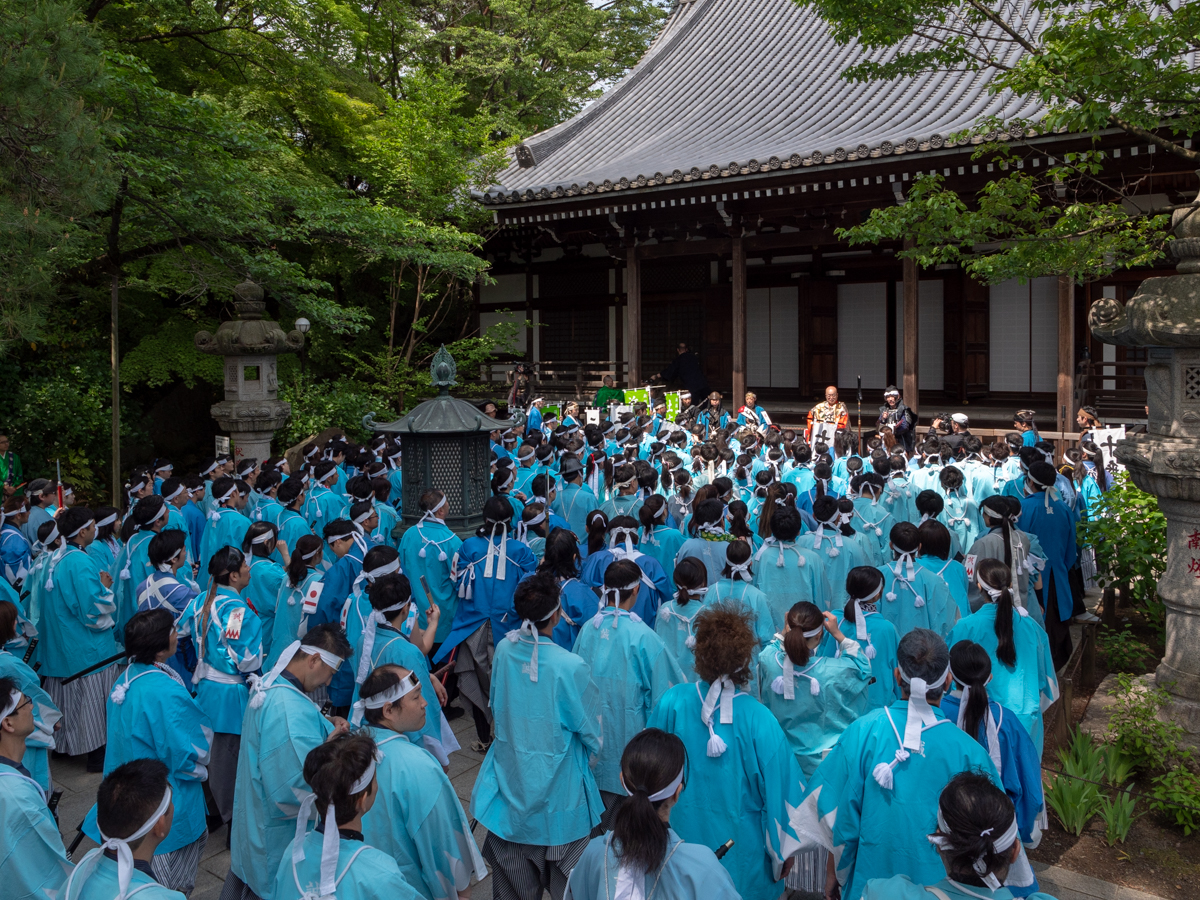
[1097,625,1154,674]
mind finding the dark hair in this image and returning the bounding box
[323,519,356,542]
[208,546,245,585]
[366,572,411,617]
[933,772,1020,886]
[538,528,581,580]
[727,500,752,540]
[278,477,305,507]
[303,732,379,826]
[976,558,1017,667]
[585,509,609,556]
[721,539,752,580]
[845,565,884,603]
[513,571,561,624]
[603,558,643,606]
[949,640,993,742]
[917,520,952,560]
[639,494,668,530]
[96,759,170,848]
[692,602,757,686]
[978,495,1013,569]
[132,495,167,531]
[940,466,965,492]
[0,674,16,710]
[301,623,354,659]
[37,519,61,550]
[688,498,724,538]
[770,505,802,542]
[477,496,514,537]
[124,608,176,664]
[915,489,944,518]
[93,506,120,542]
[359,666,406,726]
[783,601,823,667]
[242,521,279,559]
[288,534,323,587]
[59,507,94,543]
[896,628,950,702]
[345,474,373,501]
[889,521,919,554]
[672,557,707,608]
[812,494,839,526]
[612,729,688,873]
[0,600,16,645]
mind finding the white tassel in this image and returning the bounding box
[776,553,785,567]
[866,643,877,660]
[874,527,883,537]
[110,683,128,705]
[685,635,696,649]
[873,762,895,790]
[419,547,427,559]
[828,547,840,558]
[914,595,925,608]
[438,549,447,561]
[707,732,728,757]
[771,676,786,695]
[886,590,897,602]
[809,678,821,697]
[120,566,132,581]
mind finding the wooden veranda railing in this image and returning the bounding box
[1075,360,1147,422]
[477,360,631,402]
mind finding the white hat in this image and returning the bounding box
[951,413,969,425]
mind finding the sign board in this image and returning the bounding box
[609,404,633,422]
[665,392,682,420]
[541,404,561,424]
[624,387,650,408]
[215,436,231,457]
[585,408,601,425]
[811,422,837,448]
[1090,426,1126,474]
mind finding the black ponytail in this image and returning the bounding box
[672,558,707,608]
[611,729,687,873]
[950,640,993,742]
[977,557,1017,667]
[979,495,1012,570]
[783,602,823,667]
[288,534,323,587]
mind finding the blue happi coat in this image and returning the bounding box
[566,829,740,900]
[398,519,463,645]
[37,545,120,680]
[180,586,263,734]
[0,650,60,790]
[0,760,72,900]
[436,531,537,658]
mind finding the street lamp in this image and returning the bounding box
[294,317,311,381]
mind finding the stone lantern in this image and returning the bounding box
[195,279,305,462]
[366,345,518,536]
[1089,186,1200,729]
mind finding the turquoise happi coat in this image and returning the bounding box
[565,829,740,900]
[0,762,72,900]
[272,829,418,900]
[0,650,60,791]
[752,538,833,624]
[398,518,463,645]
[36,545,120,679]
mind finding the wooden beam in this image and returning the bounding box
[626,247,641,386]
[903,242,919,413]
[731,237,746,402]
[635,238,731,259]
[1057,274,1075,457]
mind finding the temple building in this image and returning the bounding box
[472,0,1191,425]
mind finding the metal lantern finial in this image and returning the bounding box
[431,344,457,393]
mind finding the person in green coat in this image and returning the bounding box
[593,374,625,409]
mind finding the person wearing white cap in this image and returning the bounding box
[758,601,871,780]
[940,641,1048,854]
[647,601,805,900]
[399,490,462,650]
[791,628,1000,900]
[359,665,486,900]
[79,609,214,894]
[273,732,418,900]
[860,772,1052,899]
[37,507,120,769]
[0,675,72,900]
[198,476,252,590]
[948,559,1058,758]
[61,759,181,900]
[470,571,602,900]
[572,559,686,829]
[225,623,353,900]
[564,728,739,900]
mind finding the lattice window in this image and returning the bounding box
[429,438,464,514]
[642,260,709,294]
[540,306,608,360]
[540,268,608,299]
[1186,366,1200,401]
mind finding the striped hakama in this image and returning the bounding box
[43,663,121,756]
[482,831,591,900]
[218,870,262,900]
[151,831,209,896]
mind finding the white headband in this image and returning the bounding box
[249,641,343,708]
[621,766,684,803]
[65,786,172,900]
[0,688,20,720]
[852,582,885,653]
[929,807,1020,891]
[200,461,220,475]
[350,669,420,726]
[301,545,322,561]
[163,484,185,502]
[292,752,381,899]
[251,530,276,546]
[317,467,338,484]
[67,516,95,538]
[363,558,400,582]
[352,504,376,525]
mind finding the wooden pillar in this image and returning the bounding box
[731,237,746,401]
[1057,274,1075,457]
[902,241,920,414]
[626,248,641,387]
[524,267,534,362]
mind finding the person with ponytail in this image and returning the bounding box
[136,529,199,682]
[271,732,418,900]
[709,541,775,653]
[949,558,1058,756]
[79,609,213,894]
[648,602,805,900]
[794,629,1000,900]
[818,567,899,710]
[860,772,1055,899]
[966,495,1042,623]
[584,509,610,558]
[573,560,686,828]
[36,508,120,771]
[225,624,352,900]
[197,475,253,590]
[84,505,121,580]
[751,505,832,630]
[638,494,686,584]
[358,665,486,900]
[538,528,600,650]
[565,728,739,900]
[472,572,603,900]
[242,522,289,663]
[916,519,971,618]
[270,533,325,667]
[941,642,1048,857]
[654,557,709,681]
[179,545,262,825]
[114,494,170,637]
[759,601,871,779]
[876,521,958,640]
[399,489,462,649]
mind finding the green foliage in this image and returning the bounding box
[277,377,380,450]
[1046,771,1103,836]
[1079,473,1167,615]
[799,0,1200,283]
[1105,673,1192,773]
[1097,625,1154,674]
[1099,787,1139,846]
[120,313,223,390]
[1059,727,1106,782]
[1149,769,1200,836]
[1104,744,1136,788]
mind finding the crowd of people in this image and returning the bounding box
[0,391,1116,900]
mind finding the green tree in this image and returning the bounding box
[798,0,1200,283]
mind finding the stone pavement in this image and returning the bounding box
[47,697,1168,900]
